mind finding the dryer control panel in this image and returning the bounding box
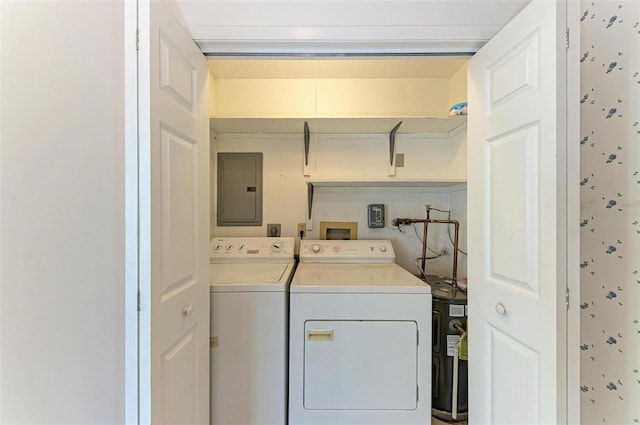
[210,237,294,263]
[300,240,395,264]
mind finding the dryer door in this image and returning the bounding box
[304,320,418,410]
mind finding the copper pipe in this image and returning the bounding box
[421,209,431,277]
[395,216,460,285]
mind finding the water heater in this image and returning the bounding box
[428,275,468,422]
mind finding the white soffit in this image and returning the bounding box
[175,0,531,55]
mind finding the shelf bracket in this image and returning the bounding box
[389,121,402,176]
[307,182,314,221]
[303,121,311,177]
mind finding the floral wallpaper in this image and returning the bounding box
[580,1,640,423]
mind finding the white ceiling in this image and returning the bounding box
[209,58,469,80]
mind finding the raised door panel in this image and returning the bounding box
[487,325,540,424]
[486,123,539,293]
[161,126,198,296]
[161,328,199,424]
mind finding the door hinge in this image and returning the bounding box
[565,28,570,49]
[137,290,141,312]
[416,386,419,402]
[416,329,419,346]
[136,29,140,53]
[565,288,570,310]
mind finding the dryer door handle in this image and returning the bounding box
[307,329,334,342]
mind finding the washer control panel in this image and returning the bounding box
[210,237,294,263]
[300,240,396,263]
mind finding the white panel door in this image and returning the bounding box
[467,1,576,424]
[138,0,210,423]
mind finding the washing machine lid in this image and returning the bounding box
[210,262,294,292]
[291,263,430,294]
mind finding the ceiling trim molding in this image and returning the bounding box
[197,40,486,57]
[193,24,498,55]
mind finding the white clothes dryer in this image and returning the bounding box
[209,237,295,425]
[289,240,432,425]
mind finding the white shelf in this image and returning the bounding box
[210,116,467,137]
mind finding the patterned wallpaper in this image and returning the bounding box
[580,1,640,423]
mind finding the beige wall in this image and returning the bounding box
[213,78,317,117]
[449,62,468,108]
[210,71,466,118]
[0,2,126,423]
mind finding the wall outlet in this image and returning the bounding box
[267,223,281,237]
[297,223,306,238]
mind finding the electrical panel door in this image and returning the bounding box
[217,152,263,226]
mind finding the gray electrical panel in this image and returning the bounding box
[217,152,263,226]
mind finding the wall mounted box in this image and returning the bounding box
[319,221,358,240]
[217,152,263,226]
[367,204,385,228]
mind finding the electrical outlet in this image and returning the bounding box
[267,224,281,237]
[297,223,306,238]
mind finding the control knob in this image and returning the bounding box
[310,244,323,255]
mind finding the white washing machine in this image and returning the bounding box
[289,240,432,425]
[209,237,295,425]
